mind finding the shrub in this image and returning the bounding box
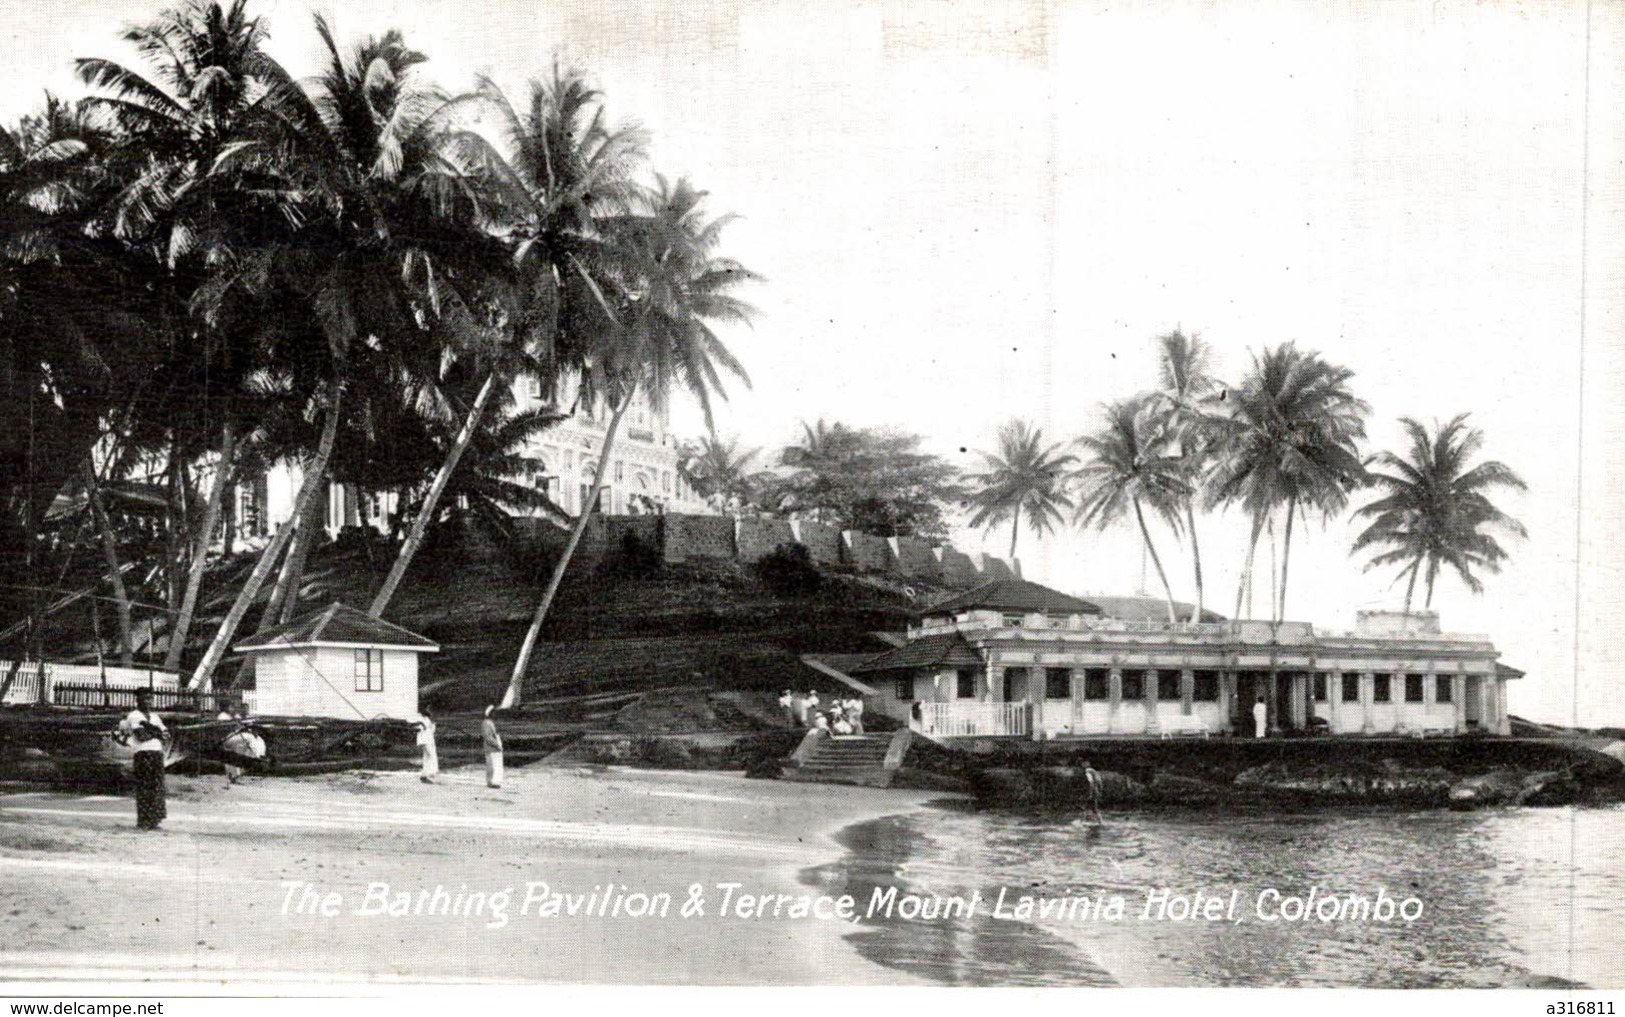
[637,737,695,769]
[753,542,822,595]
[605,529,661,579]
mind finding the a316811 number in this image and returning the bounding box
[1548,1005,1614,1014]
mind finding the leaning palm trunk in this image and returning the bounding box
[164,422,236,672]
[1185,501,1204,623]
[504,387,634,708]
[257,517,302,631]
[1233,513,1266,621]
[85,457,135,665]
[370,372,498,618]
[271,485,326,626]
[1275,497,1296,623]
[1132,498,1179,623]
[189,386,344,693]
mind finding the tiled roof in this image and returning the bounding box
[917,578,1102,617]
[1495,662,1525,679]
[233,602,439,652]
[849,632,985,673]
[1086,595,1227,623]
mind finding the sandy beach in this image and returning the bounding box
[0,765,955,986]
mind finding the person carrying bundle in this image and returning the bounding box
[116,689,169,831]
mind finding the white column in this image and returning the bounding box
[1453,675,1466,733]
[1360,671,1375,735]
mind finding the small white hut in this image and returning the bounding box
[233,602,438,720]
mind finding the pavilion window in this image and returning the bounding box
[895,674,915,700]
[1121,673,1143,700]
[1045,667,1071,700]
[1404,674,1425,703]
[1342,675,1360,702]
[1157,672,1181,700]
[1313,673,1329,702]
[955,668,978,699]
[1083,670,1109,701]
[354,649,383,693]
[1435,676,1453,703]
[1001,613,1025,628]
[1193,672,1219,702]
[1373,675,1392,703]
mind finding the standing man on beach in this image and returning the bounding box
[482,705,504,789]
[117,689,168,831]
[416,706,439,784]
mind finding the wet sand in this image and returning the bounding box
[0,765,955,986]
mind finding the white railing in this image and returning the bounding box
[917,701,1030,737]
[0,660,184,705]
[0,661,48,704]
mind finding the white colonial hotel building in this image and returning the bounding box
[850,579,1517,740]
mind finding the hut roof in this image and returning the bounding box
[233,602,439,653]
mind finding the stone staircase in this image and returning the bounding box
[778,730,911,788]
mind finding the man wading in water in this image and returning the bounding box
[117,689,169,830]
[1082,759,1105,825]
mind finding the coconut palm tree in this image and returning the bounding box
[1205,342,1369,621]
[678,433,760,513]
[504,176,757,706]
[963,419,1076,560]
[1071,396,1189,623]
[1150,329,1222,622]
[1351,413,1526,615]
[364,68,646,619]
[74,0,324,675]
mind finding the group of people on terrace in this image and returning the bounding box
[779,689,866,735]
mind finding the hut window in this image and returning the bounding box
[1083,670,1109,701]
[1435,676,1453,703]
[1404,674,1425,702]
[1341,675,1360,702]
[955,668,978,699]
[1045,668,1071,700]
[1312,673,1329,702]
[354,649,384,692]
[1373,675,1391,703]
[894,674,915,700]
[1193,672,1219,702]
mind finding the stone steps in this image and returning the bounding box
[777,732,907,788]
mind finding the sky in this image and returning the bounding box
[1,0,1619,726]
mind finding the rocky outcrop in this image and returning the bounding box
[1448,768,1580,809]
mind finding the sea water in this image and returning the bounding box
[816,803,1625,988]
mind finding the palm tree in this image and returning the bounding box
[1071,396,1189,623]
[1150,330,1222,622]
[364,68,646,619]
[431,403,567,540]
[678,433,760,513]
[504,176,756,707]
[75,0,323,676]
[1352,414,1526,615]
[1206,343,1369,621]
[963,419,1076,560]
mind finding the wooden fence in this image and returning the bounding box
[45,682,243,714]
